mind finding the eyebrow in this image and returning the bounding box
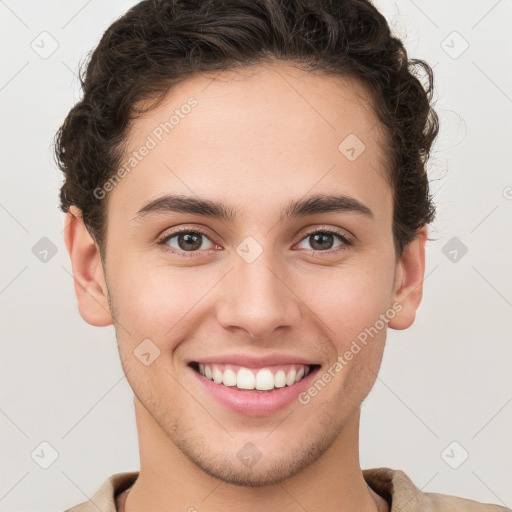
[133,193,374,223]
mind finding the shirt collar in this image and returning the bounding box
[82,467,428,512]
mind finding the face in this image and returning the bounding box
[66,62,426,487]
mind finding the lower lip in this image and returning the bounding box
[189,365,320,417]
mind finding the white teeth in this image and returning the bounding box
[223,368,237,387]
[274,370,286,388]
[196,364,311,390]
[255,369,274,391]
[237,368,255,389]
[212,365,223,384]
[285,369,296,386]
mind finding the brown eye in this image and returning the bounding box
[175,232,203,251]
[309,232,336,250]
[296,229,352,252]
[160,230,216,253]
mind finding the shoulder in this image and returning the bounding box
[62,471,139,512]
[425,490,511,511]
[363,467,511,512]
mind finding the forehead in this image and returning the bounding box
[107,62,391,224]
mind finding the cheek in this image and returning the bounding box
[107,259,196,346]
[303,262,394,344]
[296,261,392,401]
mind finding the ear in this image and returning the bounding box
[63,206,113,327]
[388,225,427,330]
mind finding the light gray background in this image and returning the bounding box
[1,0,511,511]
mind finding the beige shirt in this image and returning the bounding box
[64,467,511,512]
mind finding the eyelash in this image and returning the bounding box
[157,226,353,258]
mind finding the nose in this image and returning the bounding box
[215,252,302,339]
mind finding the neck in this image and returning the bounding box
[122,399,388,512]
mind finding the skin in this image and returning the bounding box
[64,62,427,512]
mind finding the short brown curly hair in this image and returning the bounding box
[54,0,438,261]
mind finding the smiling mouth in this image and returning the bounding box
[188,362,321,392]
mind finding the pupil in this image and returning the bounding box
[179,232,202,251]
[311,233,333,250]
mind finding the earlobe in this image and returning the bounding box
[63,206,113,327]
[388,226,427,331]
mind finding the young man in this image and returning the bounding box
[57,0,509,511]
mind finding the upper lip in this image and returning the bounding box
[187,353,320,368]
